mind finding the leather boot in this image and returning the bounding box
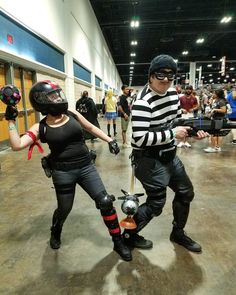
[122,231,153,249]
[170,228,202,252]
[50,223,62,249]
[113,236,132,261]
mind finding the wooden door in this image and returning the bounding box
[0,63,8,142]
[13,68,35,135]
[23,70,36,128]
[13,68,25,135]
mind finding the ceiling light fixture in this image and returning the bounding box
[130,53,136,57]
[130,20,139,28]
[220,16,232,23]
[131,41,138,45]
[182,51,188,55]
[196,38,204,44]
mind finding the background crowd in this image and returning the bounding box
[76,83,236,153]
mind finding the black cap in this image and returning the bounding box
[185,85,193,90]
[148,54,177,76]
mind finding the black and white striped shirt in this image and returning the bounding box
[131,84,182,150]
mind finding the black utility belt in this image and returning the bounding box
[51,160,90,171]
[133,145,177,163]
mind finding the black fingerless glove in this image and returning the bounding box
[5,105,18,121]
[108,139,120,155]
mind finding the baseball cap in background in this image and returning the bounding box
[185,85,193,90]
[149,54,177,76]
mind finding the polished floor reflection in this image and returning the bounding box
[0,118,235,295]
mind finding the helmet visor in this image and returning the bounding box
[47,89,67,103]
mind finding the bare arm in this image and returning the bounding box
[8,120,39,151]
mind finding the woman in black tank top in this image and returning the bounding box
[4,80,132,262]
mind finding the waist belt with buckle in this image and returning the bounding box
[133,145,177,163]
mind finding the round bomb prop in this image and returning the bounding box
[118,189,144,229]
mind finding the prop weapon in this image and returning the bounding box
[117,189,144,229]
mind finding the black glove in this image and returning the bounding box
[108,139,120,155]
[5,105,18,120]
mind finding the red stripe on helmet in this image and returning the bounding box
[42,80,58,89]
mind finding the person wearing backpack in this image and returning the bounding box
[2,80,132,262]
[75,90,100,141]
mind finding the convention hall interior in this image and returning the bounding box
[0,1,236,294]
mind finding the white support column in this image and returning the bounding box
[189,62,196,88]
[91,72,96,101]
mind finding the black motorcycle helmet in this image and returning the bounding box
[29,80,68,115]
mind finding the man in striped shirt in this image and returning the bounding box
[122,54,207,253]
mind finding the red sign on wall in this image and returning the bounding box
[7,34,13,44]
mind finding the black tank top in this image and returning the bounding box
[41,114,91,166]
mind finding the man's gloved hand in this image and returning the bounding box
[108,139,120,155]
[5,105,18,120]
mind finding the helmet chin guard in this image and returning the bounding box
[29,80,68,115]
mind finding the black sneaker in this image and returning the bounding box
[232,140,236,145]
[122,233,153,249]
[113,238,132,261]
[170,229,202,253]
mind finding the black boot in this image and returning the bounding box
[50,222,62,249]
[113,124,117,136]
[122,232,153,249]
[170,228,202,252]
[113,236,132,261]
[107,124,111,137]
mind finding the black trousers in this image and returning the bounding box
[128,155,194,234]
[51,163,121,237]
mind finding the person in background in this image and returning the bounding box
[76,91,100,142]
[123,54,208,253]
[227,88,236,144]
[177,85,199,148]
[3,81,132,262]
[118,85,131,148]
[204,88,227,153]
[101,91,107,117]
[104,89,118,137]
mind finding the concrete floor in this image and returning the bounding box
[0,117,236,295]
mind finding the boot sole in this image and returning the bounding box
[113,249,132,261]
[170,238,202,253]
[125,242,153,250]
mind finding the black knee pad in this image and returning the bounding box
[175,188,194,204]
[146,193,166,217]
[95,191,115,211]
